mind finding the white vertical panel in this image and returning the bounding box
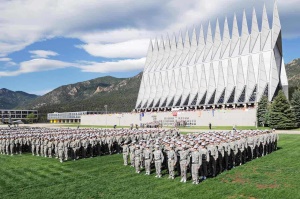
[181,67,192,106]
[230,14,240,57]
[167,34,177,69]
[205,63,216,104]
[188,27,198,65]
[188,66,200,105]
[204,22,213,62]
[159,71,170,107]
[261,4,270,51]
[212,18,222,60]
[225,59,235,103]
[166,70,177,107]
[197,64,207,105]
[257,53,268,102]
[269,55,279,101]
[250,8,260,53]
[221,17,230,59]
[143,40,153,73]
[173,68,184,106]
[196,25,205,63]
[215,61,225,104]
[272,1,282,50]
[240,9,250,55]
[235,57,245,102]
[245,56,256,102]
[161,35,171,70]
[173,31,184,68]
[181,30,191,65]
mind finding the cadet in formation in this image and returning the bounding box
[124,129,279,185]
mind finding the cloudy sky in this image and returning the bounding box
[0,0,299,95]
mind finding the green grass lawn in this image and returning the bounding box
[1,134,299,199]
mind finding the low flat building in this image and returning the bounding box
[47,111,104,123]
[1,109,38,122]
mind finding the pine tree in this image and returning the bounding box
[257,96,269,127]
[291,89,300,127]
[269,90,296,129]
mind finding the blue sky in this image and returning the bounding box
[0,0,299,95]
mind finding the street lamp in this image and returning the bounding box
[104,105,108,128]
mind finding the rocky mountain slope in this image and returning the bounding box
[23,73,142,121]
[0,88,38,109]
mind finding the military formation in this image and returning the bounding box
[0,127,279,185]
[122,129,279,184]
[0,127,178,163]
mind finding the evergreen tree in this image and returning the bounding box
[291,89,300,127]
[269,90,296,129]
[257,96,269,127]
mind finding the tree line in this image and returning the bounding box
[257,90,300,129]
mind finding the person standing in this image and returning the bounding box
[122,142,129,166]
[58,139,64,163]
[179,145,190,183]
[199,143,209,180]
[153,145,164,178]
[134,145,142,173]
[143,145,153,175]
[167,144,177,179]
[207,141,218,177]
[191,145,201,184]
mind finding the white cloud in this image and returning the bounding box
[78,39,149,58]
[0,0,299,58]
[0,58,11,62]
[0,57,145,77]
[77,58,146,73]
[29,50,59,58]
[0,59,74,77]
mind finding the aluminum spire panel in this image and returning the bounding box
[188,65,200,105]
[240,9,250,55]
[159,72,170,107]
[181,67,192,106]
[147,38,159,73]
[153,37,165,72]
[166,70,177,107]
[261,4,271,51]
[230,14,240,57]
[235,57,245,103]
[205,63,216,104]
[161,34,171,70]
[181,30,191,65]
[143,40,153,73]
[212,19,222,60]
[225,59,235,103]
[197,65,207,105]
[269,55,279,101]
[245,56,256,102]
[250,8,260,53]
[173,68,184,106]
[221,17,231,59]
[188,27,198,64]
[204,22,213,62]
[215,61,225,104]
[257,53,268,102]
[173,31,184,68]
[272,1,282,52]
[196,25,205,63]
[167,34,177,69]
